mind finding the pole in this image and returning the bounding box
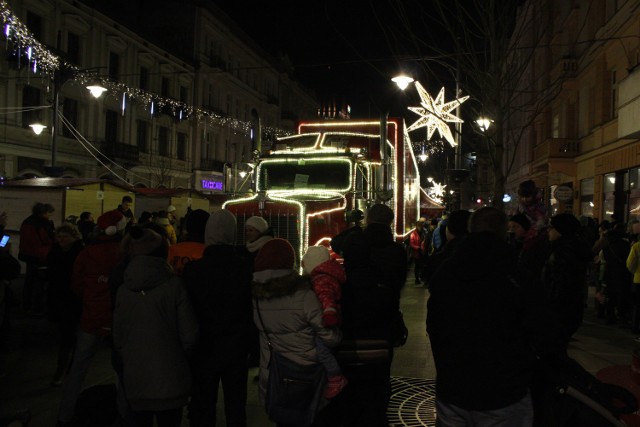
[454,65,461,170]
[51,73,58,168]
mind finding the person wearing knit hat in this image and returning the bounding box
[251,238,341,412]
[549,213,581,238]
[113,222,197,425]
[180,209,253,426]
[97,209,127,236]
[334,201,407,424]
[302,245,349,399]
[167,209,210,276]
[242,216,274,271]
[155,210,177,245]
[542,212,593,346]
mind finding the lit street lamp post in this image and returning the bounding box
[31,69,106,176]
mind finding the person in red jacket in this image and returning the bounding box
[408,220,426,285]
[18,202,55,315]
[302,245,348,399]
[56,209,126,426]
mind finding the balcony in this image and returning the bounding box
[100,141,139,163]
[533,138,579,163]
[200,158,224,171]
[550,57,577,82]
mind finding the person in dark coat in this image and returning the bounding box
[57,209,127,425]
[508,213,550,279]
[182,209,253,427]
[542,213,593,346]
[427,207,563,426]
[76,212,95,244]
[46,223,84,387]
[113,226,198,427]
[18,202,55,314]
[599,222,633,325]
[422,209,471,286]
[318,203,407,427]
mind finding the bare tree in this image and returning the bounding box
[381,0,563,208]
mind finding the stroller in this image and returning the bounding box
[533,356,639,426]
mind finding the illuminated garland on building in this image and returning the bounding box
[0,1,291,138]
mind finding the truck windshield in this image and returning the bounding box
[259,160,351,191]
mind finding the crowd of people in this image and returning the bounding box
[0,180,639,426]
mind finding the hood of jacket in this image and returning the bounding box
[251,272,311,299]
[310,258,346,284]
[124,255,173,292]
[448,232,519,282]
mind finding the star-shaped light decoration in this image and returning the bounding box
[407,82,469,147]
[426,180,447,204]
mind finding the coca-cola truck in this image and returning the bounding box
[223,117,420,263]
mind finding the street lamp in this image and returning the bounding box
[476,117,493,132]
[392,75,415,91]
[29,123,46,135]
[30,72,107,176]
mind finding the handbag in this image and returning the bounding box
[255,299,327,427]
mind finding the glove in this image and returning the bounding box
[322,308,340,328]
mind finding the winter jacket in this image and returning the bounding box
[252,271,341,404]
[409,228,424,259]
[309,258,346,320]
[46,239,84,323]
[182,244,253,356]
[156,217,177,245]
[71,235,122,336]
[627,241,640,284]
[341,222,407,342]
[600,230,632,292]
[427,232,563,411]
[113,255,198,411]
[18,214,54,264]
[541,234,593,342]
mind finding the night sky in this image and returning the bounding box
[210,1,453,120]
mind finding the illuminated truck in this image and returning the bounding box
[223,117,420,263]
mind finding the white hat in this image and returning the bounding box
[167,205,176,213]
[245,216,269,234]
[302,245,330,275]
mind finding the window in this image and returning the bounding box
[22,86,42,128]
[580,178,594,217]
[108,52,120,81]
[552,113,560,138]
[177,133,187,160]
[139,67,149,91]
[179,86,188,103]
[136,120,148,153]
[26,12,43,42]
[105,110,118,143]
[610,70,618,119]
[629,167,640,221]
[158,127,169,156]
[161,77,170,97]
[67,32,80,65]
[62,98,79,138]
[578,86,589,137]
[603,173,616,219]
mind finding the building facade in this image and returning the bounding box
[0,0,317,193]
[507,0,640,224]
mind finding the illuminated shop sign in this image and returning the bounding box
[201,179,223,191]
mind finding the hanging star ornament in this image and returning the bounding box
[406,82,469,147]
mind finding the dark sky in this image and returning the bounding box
[211,1,450,119]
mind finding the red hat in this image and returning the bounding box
[254,238,295,272]
[97,210,126,236]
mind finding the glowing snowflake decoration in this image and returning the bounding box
[426,180,447,204]
[407,82,469,147]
